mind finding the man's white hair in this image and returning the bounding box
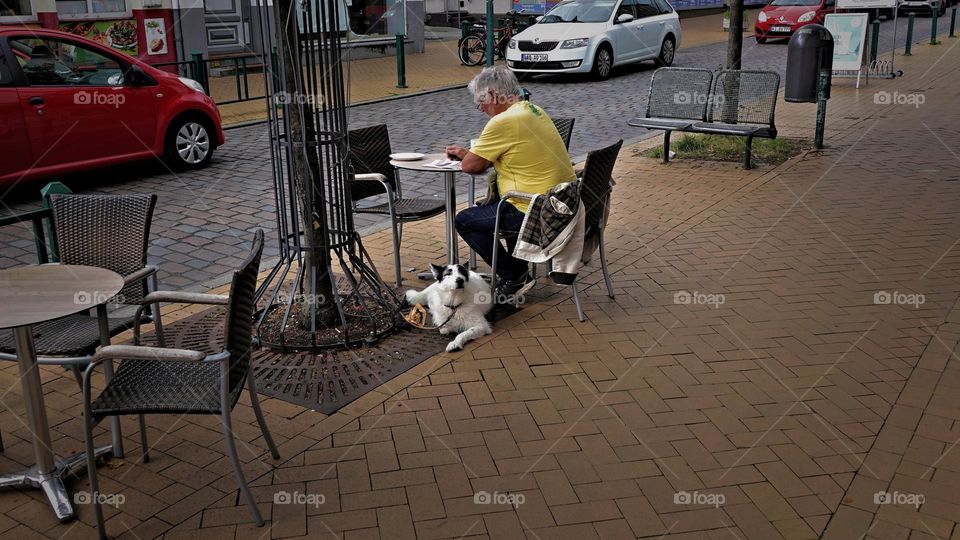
[468,66,521,104]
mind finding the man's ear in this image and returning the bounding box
[430,263,445,280]
[457,263,470,280]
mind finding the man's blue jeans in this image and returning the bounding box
[454,202,529,282]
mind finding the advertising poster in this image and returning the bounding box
[144,18,169,55]
[60,20,139,56]
[824,13,869,70]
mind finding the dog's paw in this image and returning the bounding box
[445,341,462,352]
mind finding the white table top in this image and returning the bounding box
[390,152,462,172]
[0,264,124,329]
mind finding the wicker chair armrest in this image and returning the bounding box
[500,190,537,201]
[122,265,158,288]
[92,344,206,364]
[354,173,389,183]
[141,290,230,305]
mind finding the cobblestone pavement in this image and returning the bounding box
[0,16,950,291]
[0,34,958,540]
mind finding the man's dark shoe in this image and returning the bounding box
[494,273,535,304]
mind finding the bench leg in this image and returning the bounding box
[663,131,672,164]
[743,135,754,170]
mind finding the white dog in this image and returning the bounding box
[405,263,493,352]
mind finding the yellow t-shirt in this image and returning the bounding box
[470,101,576,214]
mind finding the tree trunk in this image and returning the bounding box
[276,0,339,330]
[726,0,744,69]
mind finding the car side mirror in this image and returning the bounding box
[535,15,543,22]
[616,13,635,23]
[127,64,147,85]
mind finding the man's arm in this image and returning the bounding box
[444,146,492,175]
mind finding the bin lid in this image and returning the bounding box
[791,23,834,44]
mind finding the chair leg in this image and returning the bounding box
[138,415,150,463]
[149,274,165,347]
[247,375,280,460]
[468,175,477,270]
[221,407,264,526]
[743,135,754,169]
[70,365,84,389]
[0,429,4,452]
[598,230,615,299]
[390,215,402,287]
[663,131,672,164]
[490,201,508,296]
[81,372,107,540]
[571,278,586,322]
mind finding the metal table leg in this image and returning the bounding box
[468,175,477,270]
[0,326,111,522]
[418,170,460,280]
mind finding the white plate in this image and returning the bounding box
[390,152,425,161]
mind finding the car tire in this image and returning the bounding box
[165,117,214,170]
[654,36,676,67]
[591,45,613,80]
[756,36,768,44]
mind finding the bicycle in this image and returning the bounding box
[458,10,523,67]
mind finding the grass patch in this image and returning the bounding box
[638,133,807,166]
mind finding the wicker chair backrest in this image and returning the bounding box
[348,124,398,201]
[48,193,157,304]
[579,140,622,237]
[551,117,576,150]
[223,229,263,397]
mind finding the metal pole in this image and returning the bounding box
[814,68,829,150]
[904,13,914,54]
[486,0,495,67]
[949,7,956,37]
[396,34,407,88]
[869,19,880,65]
[931,5,940,44]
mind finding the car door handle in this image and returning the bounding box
[28,96,45,106]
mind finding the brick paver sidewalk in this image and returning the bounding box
[1,37,959,540]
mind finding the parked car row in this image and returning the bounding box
[0,27,224,189]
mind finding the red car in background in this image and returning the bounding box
[0,27,224,189]
[754,0,836,43]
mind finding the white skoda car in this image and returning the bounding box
[505,0,681,80]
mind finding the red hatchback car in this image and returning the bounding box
[754,0,836,43]
[0,27,224,189]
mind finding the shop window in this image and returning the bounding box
[0,0,32,17]
[57,0,129,16]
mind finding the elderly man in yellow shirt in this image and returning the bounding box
[445,66,576,301]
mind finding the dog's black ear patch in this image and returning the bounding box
[430,263,445,280]
[457,263,470,281]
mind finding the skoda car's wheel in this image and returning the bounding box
[592,45,613,80]
[655,36,676,67]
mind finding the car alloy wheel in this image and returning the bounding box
[176,122,211,165]
[657,38,675,67]
[594,48,612,79]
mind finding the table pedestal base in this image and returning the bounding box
[0,445,112,521]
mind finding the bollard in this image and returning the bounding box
[485,0,495,67]
[190,51,209,93]
[460,20,470,41]
[904,13,915,54]
[396,34,407,88]
[950,7,956,37]
[931,6,940,44]
[815,68,829,150]
[869,19,880,65]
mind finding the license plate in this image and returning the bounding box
[521,54,548,62]
[772,25,792,32]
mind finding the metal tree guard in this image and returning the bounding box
[251,0,403,352]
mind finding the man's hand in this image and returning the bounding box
[445,145,468,161]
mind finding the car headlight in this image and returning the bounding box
[798,10,816,22]
[758,11,768,22]
[560,38,590,49]
[508,38,517,49]
[178,77,206,94]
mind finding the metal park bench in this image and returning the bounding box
[629,68,780,169]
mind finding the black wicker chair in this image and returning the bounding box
[81,230,280,539]
[348,124,446,286]
[490,140,622,321]
[0,192,164,456]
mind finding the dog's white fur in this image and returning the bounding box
[405,263,493,352]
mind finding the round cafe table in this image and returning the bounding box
[0,264,123,521]
[390,153,462,278]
